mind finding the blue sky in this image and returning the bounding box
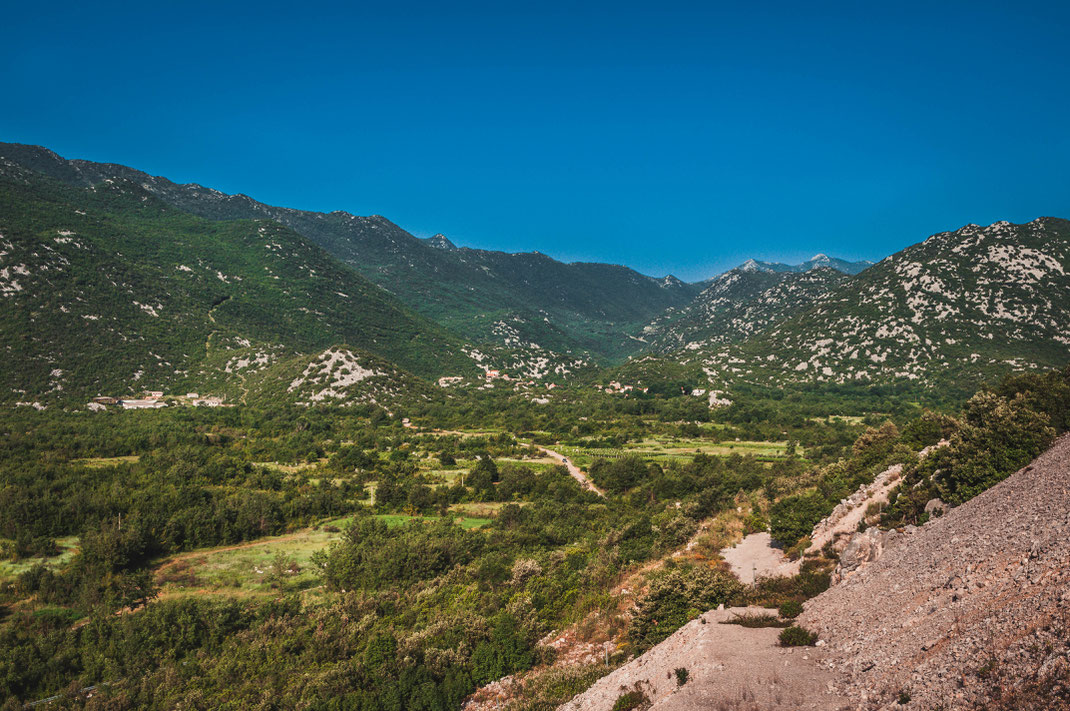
[4,1,1068,280]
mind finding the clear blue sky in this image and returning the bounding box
[4,1,1068,280]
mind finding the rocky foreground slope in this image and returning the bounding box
[801,433,1070,710]
[559,607,848,711]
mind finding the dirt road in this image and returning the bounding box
[538,447,605,497]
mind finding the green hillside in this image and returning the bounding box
[0,164,475,403]
[0,143,700,361]
[672,218,1070,397]
[643,267,849,352]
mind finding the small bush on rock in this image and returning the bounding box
[611,689,649,711]
[778,625,818,647]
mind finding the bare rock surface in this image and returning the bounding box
[559,607,849,710]
[800,433,1070,709]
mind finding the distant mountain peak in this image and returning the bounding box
[426,233,457,250]
[731,254,873,276]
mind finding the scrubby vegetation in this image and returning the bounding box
[0,365,1066,708]
[778,600,803,619]
[880,367,1070,528]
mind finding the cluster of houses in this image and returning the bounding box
[437,372,560,391]
[90,391,228,410]
[603,380,635,394]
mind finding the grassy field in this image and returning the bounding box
[155,525,340,598]
[447,502,511,519]
[375,513,492,529]
[254,459,325,474]
[556,436,798,467]
[809,415,869,425]
[0,536,80,582]
[153,513,493,599]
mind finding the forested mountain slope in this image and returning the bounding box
[0,160,475,403]
[0,143,700,361]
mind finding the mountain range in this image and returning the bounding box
[1,141,1067,405]
[738,254,874,275]
[663,218,1070,396]
[0,143,704,362]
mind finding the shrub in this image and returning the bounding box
[745,558,833,608]
[674,667,689,686]
[720,612,787,628]
[611,690,649,711]
[778,625,818,647]
[470,613,536,686]
[936,392,1055,505]
[522,665,611,708]
[778,600,803,619]
[769,491,827,548]
[741,512,767,536]
[629,565,743,651]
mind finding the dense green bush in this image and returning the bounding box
[470,614,536,686]
[629,565,742,651]
[778,600,803,619]
[323,515,482,590]
[936,392,1054,505]
[769,491,826,548]
[882,367,1069,526]
[778,625,818,646]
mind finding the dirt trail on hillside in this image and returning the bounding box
[721,532,799,583]
[560,607,849,711]
[538,446,606,497]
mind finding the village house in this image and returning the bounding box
[190,396,224,407]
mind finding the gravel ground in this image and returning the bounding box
[559,607,849,711]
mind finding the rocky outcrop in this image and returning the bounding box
[805,464,902,557]
[806,443,946,559]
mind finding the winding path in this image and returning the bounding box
[537,446,605,497]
